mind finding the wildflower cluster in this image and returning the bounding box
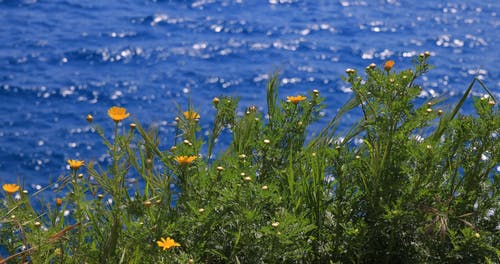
[0,55,498,263]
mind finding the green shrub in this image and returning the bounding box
[1,54,498,263]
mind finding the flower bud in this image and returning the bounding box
[488,100,496,106]
[198,208,205,213]
[271,222,280,227]
[143,201,152,207]
[424,51,431,57]
[216,166,224,171]
[130,123,136,129]
[263,139,270,144]
[56,198,63,206]
[369,63,376,69]
[437,109,443,115]
[243,176,252,182]
[426,108,433,113]
[86,114,93,123]
[312,89,319,96]
[212,97,220,105]
[248,105,257,113]
[262,185,268,190]
[345,68,355,74]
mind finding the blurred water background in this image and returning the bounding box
[0,0,498,190]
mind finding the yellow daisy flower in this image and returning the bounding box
[2,184,20,194]
[183,111,200,120]
[174,155,197,166]
[108,106,130,122]
[68,159,85,170]
[384,60,395,71]
[157,237,181,250]
[286,95,307,105]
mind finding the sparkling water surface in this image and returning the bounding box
[0,0,498,188]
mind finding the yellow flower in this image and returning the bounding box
[174,156,197,166]
[286,95,307,105]
[384,60,395,71]
[68,159,85,170]
[2,184,20,194]
[108,106,130,122]
[157,237,181,250]
[183,111,200,120]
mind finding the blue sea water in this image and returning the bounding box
[0,0,498,189]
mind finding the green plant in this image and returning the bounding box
[1,54,498,263]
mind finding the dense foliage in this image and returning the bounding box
[1,55,499,263]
